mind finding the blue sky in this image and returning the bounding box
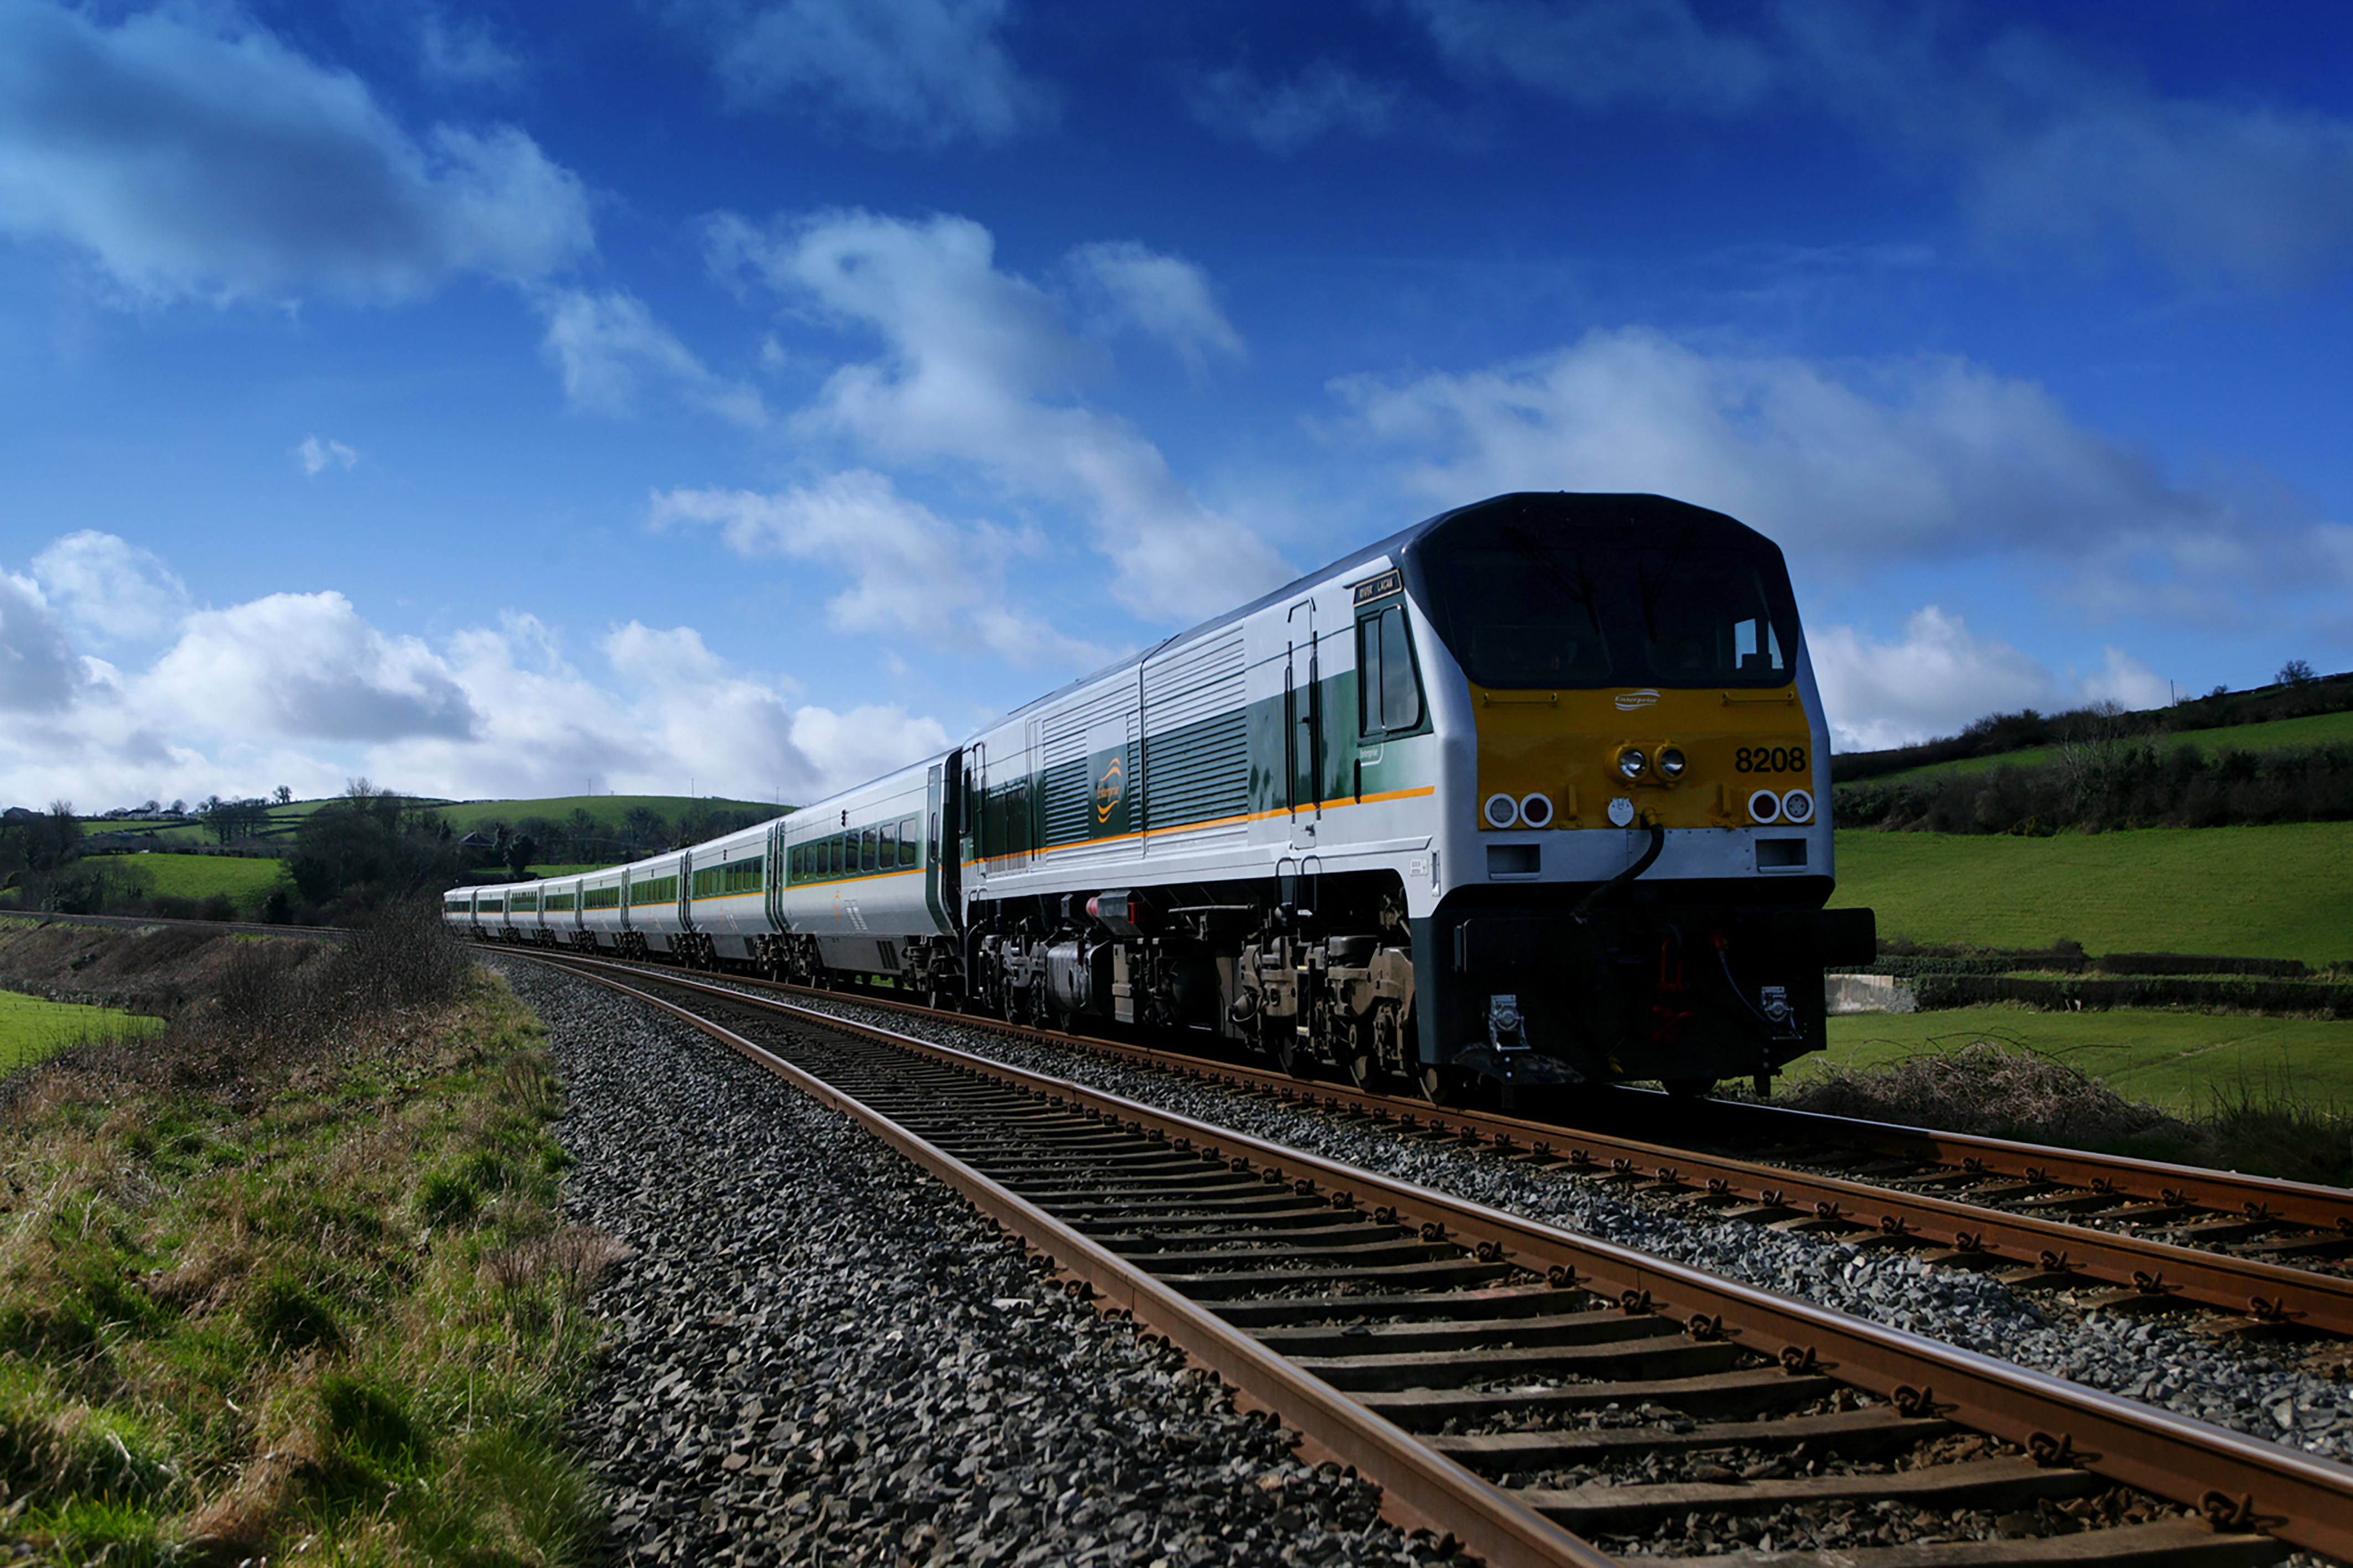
[4,0,2350,811]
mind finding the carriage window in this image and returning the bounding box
[1357,603,1424,736]
[878,821,896,869]
[861,827,878,871]
[899,815,919,866]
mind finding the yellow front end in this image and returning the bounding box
[1471,684,1818,832]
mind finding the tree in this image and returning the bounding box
[2279,658,2316,687]
[505,833,538,878]
[202,797,269,843]
[37,801,82,871]
[283,787,458,917]
[274,784,294,804]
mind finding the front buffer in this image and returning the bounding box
[1416,888,1877,1093]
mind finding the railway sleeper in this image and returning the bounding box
[1208,1281,1586,1327]
[1357,1369,1843,1427]
[1528,1454,2100,1530]
[1289,1333,1748,1392]
[1152,1255,1514,1298]
[1251,1307,1682,1357]
[1631,1517,2288,1568]
[1133,1235,1453,1271]
[1075,1207,1349,1237]
[1431,1406,1950,1471]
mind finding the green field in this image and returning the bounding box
[119,852,286,909]
[1855,708,2353,787]
[1828,822,2353,964]
[1810,1006,2353,1116]
[0,988,164,1073]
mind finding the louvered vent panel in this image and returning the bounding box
[1142,632,1250,828]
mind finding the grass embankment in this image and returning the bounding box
[1828,823,2353,965]
[0,908,610,1561]
[0,990,164,1075]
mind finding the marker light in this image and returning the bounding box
[1748,788,1783,824]
[1517,792,1554,828]
[1780,790,1815,824]
[1483,792,1520,828]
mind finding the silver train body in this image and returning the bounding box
[448,494,1874,1095]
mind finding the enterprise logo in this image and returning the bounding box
[1614,689,1661,710]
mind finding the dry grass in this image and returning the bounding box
[1785,1034,2353,1183]
[1784,1039,2210,1154]
[0,902,610,1562]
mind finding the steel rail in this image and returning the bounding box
[1685,1096,2353,1238]
[521,951,2353,1333]
[534,956,2353,1565]
[542,959,1618,1568]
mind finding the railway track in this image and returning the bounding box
[517,950,2353,1567]
[507,946,2353,1344]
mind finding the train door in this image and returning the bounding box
[765,819,788,932]
[1285,595,1323,849]
[924,755,960,930]
[965,741,986,895]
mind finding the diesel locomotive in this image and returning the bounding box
[448,492,1875,1100]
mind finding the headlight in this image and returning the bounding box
[1483,792,1519,828]
[1781,789,1815,824]
[1617,748,1646,780]
[1657,747,1686,778]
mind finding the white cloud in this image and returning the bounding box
[649,471,1110,671]
[1184,58,1410,153]
[1406,0,1774,114]
[1813,611,2188,752]
[141,592,479,744]
[688,0,1051,146]
[295,435,361,475]
[1063,241,1246,375]
[0,531,953,811]
[0,2,592,303]
[1811,608,2055,752]
[411,8,526,90]
[375,614,944,802]
[29,530,189,644]
[0,568,88,714]
[707,207,1292,620]
[1401,0,2353,289]
[1960,91,2353,290]
[2079,647,2172,713]
[1329,325,2305,612]
[537,288,769,427]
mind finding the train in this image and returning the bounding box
[446,492,1875,1100]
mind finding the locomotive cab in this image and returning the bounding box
[1402,494,1875,1093]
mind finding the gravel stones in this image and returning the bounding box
[758,987,2353,1468]
[491,960,1465,1566]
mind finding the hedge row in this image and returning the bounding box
[1834,739,2353,834]
[1910,973,2353,1017]
[1854,951,2309,979]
